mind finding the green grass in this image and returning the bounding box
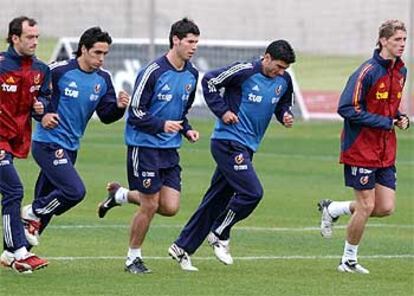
[1,119,413,295]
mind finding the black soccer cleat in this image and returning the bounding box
[124,258,152,274]
[97,182,121,218]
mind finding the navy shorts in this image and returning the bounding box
[127,146,181,194]
[344,164,396,190]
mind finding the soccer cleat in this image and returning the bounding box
[98,182,121,218]
[337,259,369,274]
[207,232,233,265]
[168,243,198,271]
[0,250,15,268]
[124,257,152,274]
[317,199,338,239]
[12,253,48,273]
[21,204,41,246]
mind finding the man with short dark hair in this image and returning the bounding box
[0,16,49,273]
[168,40,296,271]
[97,17,200,274]
[21,26,129,252]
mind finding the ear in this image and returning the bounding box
[11,35,20,44]
[172,35,180,46]
[81,45,88,55]
[379,37,388,47]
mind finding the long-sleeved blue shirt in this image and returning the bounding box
[125,55,198,148]
[33,59,125,150]
[202,59,293,152]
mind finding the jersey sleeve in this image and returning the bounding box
[127,65,165,134]
[274,72,294,124]
[95,73,125,124]
[180,69,198,135]
[202,62,252,119]
[337,64,393,129]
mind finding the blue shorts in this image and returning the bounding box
[344,165,396,190]
[127,146,181,194]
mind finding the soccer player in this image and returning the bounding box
[317,19,409,274]
[168,40,296,271]
[21,27,130,249]
[0,16,49,273]
[96,18,200,274]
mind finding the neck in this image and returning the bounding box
[77,56,93,72]
[166,50,185,70]
[379,49,397,65]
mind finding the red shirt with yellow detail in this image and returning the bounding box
[337,49,406,168]
[0,46,50,158]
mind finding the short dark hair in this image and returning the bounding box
[168,17,200,49]
[265,40,296,64]
[74,26,112,57]
[7,16,37,46]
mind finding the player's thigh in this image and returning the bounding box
[211,140,262,198]
[372,184,395,216]
[0,151,23,202]
[31,142,84,196]
[158,185,180,215]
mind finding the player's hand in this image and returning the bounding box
[283,112,294,128]
[221,110,239,124]
[394,114,410,130]
[164,120,183,133]
[117,90,130,109]
[41,113,60,129]
[185,130,199,143]
[33,98,44,115]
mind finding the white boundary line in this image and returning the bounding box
[47,254,414,261]
[30,223,414,231]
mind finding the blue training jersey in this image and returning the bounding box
[125,55,198,148]
[202,59,294,152]
[33,59,125,150]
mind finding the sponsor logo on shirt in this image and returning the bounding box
[64,88,79,98]
[376,91,388,100]
[1,83,17,92]
[30,84,41,93]
[157,93,173,101]
[248,93,262,103]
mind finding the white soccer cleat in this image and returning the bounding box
[168,243,198,271]
[337,259,369,274]
[207,232,233,265]
[0,250,15,268]
[21,204,41,246]
[317,199,338,239]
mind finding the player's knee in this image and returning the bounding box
[372,205,395,217]
[251,186,264,201]
[65,184,86,203]
[158,204,180,217]
[358,200,375,216]
[141,198,159,214]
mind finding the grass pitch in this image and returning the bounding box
[1,119,413,295]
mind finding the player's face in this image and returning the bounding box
[380,29,407,58]
[175,33,199,61]
[13,21,39,57]
[262,54,289,78]
[81,42,109,71]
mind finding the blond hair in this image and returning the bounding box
[377,19,407,49]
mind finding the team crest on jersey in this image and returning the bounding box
[234,153,244,165]
[55,149,64,159]
[275,85,282,96]
[0,150,5,160]
[143,178,152,188]
[94,84,101,94]
[33,73,41,84]
[359,176,369,185]
[185,83,192,93]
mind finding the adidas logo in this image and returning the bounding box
[161,84,171,91]
[6,76,15,84]
[252,85,260,92]
[68,81,78,88]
